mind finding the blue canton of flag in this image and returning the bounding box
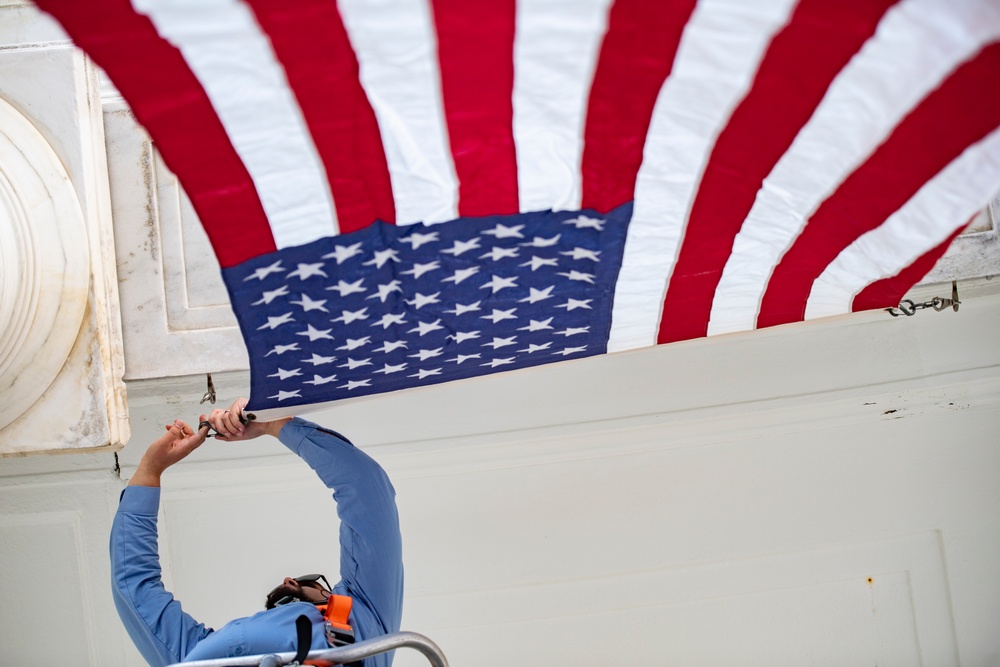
[223,205,632,411]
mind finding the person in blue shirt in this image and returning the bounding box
[111,398,403,666]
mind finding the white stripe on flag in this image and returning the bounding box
[607,0,798,352]
[805,127,1000,320]
[708,0,1000,336]
[131,0,338,248]
[513,0,613,213]
[338,0,459,226]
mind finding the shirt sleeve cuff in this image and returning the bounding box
[118,485,161,515]
[277,416,317,455]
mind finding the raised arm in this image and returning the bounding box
[278,419,404,634]
[208,401,404,636]
[111,420,213,667]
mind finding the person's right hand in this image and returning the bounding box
[130,419,209,487]
[208,397,290,441]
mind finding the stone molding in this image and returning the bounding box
[0,36,128,455]
[104,103,247,381]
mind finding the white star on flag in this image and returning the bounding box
[364,248,400,268]
[400,231,439,250]
[253,285,290,305]
[447,331,480,343]
[482,357,516,368]
[322,242,363,264]
[519,318,554,331]
[481,308,517,323]
[371,313,407,329]
[332,308,369,324]
[337,337,371,350]
[340,379,371,390]
[557,326,590,336]
[325,278,366,296]
[297,324,334,341]
[244,260,285,282]
[302,353,336,365]
[288,262,328,281]
[373,362,407,374]
[406,292,441,309]
[373,340,408,353]
[448,353,481,364]
[480,275,518,293]
[520,256,558,271]
[561,247,600,261]
[409,348,443,361]
[402,261,441,279]
[562,215,604,230]
[339,357,372,369]
[409,319,444,336]
[483,336,517,349]
[556,298,592,311]
[258,312,295,330]
[482,223,525,239]
[290,293,329,312]
[304,374,338,385]
[266,343,300,356]
[268,368,302,380]
[479,247,519,261]
[410,368,442,379]
[553,346,588,356]
[268,390,301,401]
[557,270,596,284]
[440,238,481,256]
[520,235,560,247]
[367,280,403,302]
[519,286,555,303]
[446,301,482,316]
[442,267,480,284]
[519,342,552,353]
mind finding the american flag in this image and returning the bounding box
[36,0,1000,416]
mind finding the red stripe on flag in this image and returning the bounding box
[431,0,518,217]
[246,0,395,233]
[581,0,697,214]
[851,225,965,313]
[35,0,274,268]
[757,42,1000,329]
[657,0,896,344]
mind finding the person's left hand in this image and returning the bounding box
[207,397,290,441]
[129,419,209,487]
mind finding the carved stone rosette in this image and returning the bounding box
[0,97,90,431]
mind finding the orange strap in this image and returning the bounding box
[320,594,353,631]
[304,595,354,667]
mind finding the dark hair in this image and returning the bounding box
[265,583,307,609]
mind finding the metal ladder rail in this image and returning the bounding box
[167,631,448,667]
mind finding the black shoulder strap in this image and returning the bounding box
[294,614,312,664]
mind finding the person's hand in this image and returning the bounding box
[130,419,209,487]
[207,397,291,441]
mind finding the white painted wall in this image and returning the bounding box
[2,280,997,666]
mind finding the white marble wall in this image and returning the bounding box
[0,3,127,455]
[103,102,247,381]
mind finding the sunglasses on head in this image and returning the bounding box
[293,573,332,590]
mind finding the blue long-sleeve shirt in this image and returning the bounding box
[110,418,403,666]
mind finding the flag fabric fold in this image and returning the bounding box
[34,0,1000,415]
